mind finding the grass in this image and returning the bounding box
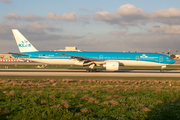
[0,76,180,119]
[1,64,180,70]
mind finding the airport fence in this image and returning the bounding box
[0,58,25,62]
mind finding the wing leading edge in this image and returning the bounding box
[58,53,104,62]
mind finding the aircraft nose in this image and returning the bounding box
[171,59,176,64]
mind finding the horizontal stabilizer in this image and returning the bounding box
[7,52,31,56]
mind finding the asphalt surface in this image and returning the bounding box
[0,69,180,77]
[0,60,180,77]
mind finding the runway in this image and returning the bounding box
[0,69,180,77]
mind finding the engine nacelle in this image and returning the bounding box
[103,61,119,71]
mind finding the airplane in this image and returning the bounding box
[9,29,175,72]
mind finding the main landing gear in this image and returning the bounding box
[86,68,97,72]
[86,63,97,72]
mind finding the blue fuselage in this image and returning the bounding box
[12,51,175,65]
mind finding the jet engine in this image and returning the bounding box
[103,61,119,71]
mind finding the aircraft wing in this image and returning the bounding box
[59,53,104,62]
[7,52,31,56]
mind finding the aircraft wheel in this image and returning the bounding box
[86,69,97,72]
[86,68,90,72]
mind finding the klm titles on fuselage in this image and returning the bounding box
[18,40,31,47]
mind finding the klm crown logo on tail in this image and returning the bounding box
[18,40,31,47]
[12,29,38,52]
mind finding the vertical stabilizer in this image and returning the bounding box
[12,29,38,52]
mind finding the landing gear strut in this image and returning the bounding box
[160,66,166,73]
[86,63,97,72]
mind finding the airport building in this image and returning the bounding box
[175,55,180,60]
[55,46,85,52]
[0,54,14,59]
[0,54,25,62]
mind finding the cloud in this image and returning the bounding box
[0,21,83,40]
[94,11,114,21]
[4,13,42,21]
[27,22,63,34]
[116,4,146,17]
[60,35,84,40]
[2,4,180,53]
[150,8,180,25]
[79,8,89,12]
[46,12,78,21]
[0,21,61,40]
[148,25,180,34]
[78,14,92,25]
[0,22,23,44]
[128,32,145,37]
[30,21,50,29]
[94,4,180,26]
[0,22,19,34]
[4,4,180,27]
[0,0,11,3]
[0,22,85,53]
[151,8,180,18]
[110,31,127,35]
[94,4,147,25]
[4,12,78,22]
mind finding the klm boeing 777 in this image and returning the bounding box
[9,29,175,72]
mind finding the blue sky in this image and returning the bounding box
[0,0,180,54]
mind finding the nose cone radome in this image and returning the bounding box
[170,59,176,64]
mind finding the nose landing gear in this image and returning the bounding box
[160,66,166,73]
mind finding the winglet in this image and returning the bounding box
[12,29,38,52]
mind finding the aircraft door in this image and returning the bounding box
[136,56,139,61]
[39,54,42,59]
[99,55,103,59]
[159,56,163,63]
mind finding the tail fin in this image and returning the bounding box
[12,29,38,52]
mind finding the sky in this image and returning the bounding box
[0,0,180,54]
